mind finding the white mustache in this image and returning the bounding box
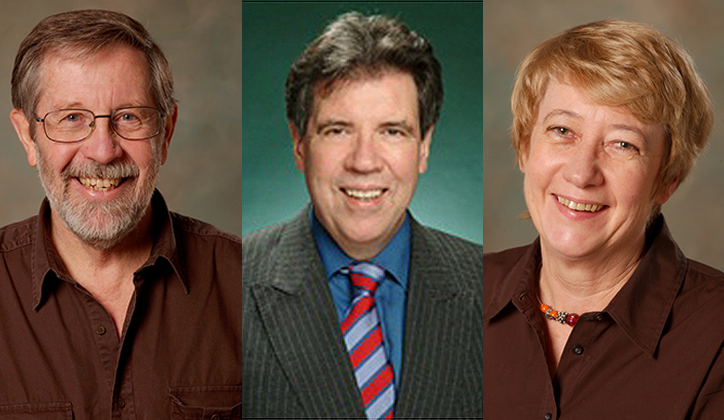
[62,160,139,181]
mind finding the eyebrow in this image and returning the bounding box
[542,109,649,141]
[315,119,416,134]
[610,123,647,140]
[542,109,582,124]
[380,120,416,134]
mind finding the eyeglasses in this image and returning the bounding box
[34,107,166,143]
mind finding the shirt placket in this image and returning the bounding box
[553,312,609,419]
[77,283,138,418]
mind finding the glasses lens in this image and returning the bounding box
[44,109,95,142]
[112,107,163,140]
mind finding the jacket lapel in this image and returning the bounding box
[395,220,477,417]
[250,209,365,418]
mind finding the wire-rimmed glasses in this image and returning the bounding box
[34,107,166,143]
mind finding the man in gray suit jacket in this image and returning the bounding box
[242,12,483,419]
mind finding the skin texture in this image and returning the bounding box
[9,44,178,336]
[519,81,677,370]
[521,80,674,270]
[292,71,432,260]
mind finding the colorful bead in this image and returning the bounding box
[539,300,579,327]
[556,311,568,324]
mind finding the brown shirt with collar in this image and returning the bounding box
[0,191,241,419]
[484,215,724,420]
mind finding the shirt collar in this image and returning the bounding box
[485,214,686,357]
[32,189,189,310]
[310,207,410,289]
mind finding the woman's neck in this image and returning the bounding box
[537,240,645,315]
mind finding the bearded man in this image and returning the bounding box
[1,9,241,418]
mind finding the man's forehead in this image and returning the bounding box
[314,68,417,98]
[36,45,151,104]
[309,70,419,121]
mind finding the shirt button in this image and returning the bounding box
[116,398,125,408]
[544,413,553,420]
[595,314,606,322]
[95,325,107,335]
[211,415,221,420]
[572,345,584,355]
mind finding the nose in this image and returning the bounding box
[345,131,383,173]
[562,141,604,188]
[80,116,123,164]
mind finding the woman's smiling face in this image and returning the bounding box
[521,81,676,262]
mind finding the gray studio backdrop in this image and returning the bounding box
[0,0,242,234]
[242,1,483,245]
[484,0,724,270]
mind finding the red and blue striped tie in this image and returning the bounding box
[340,261,395,419]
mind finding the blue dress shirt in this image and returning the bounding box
[310,209,409,388]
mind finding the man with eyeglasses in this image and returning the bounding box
[0,10,241,418]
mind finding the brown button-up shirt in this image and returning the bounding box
[0,191,241,419]
[484,215,724,419]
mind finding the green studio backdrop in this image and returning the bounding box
[242,1,483,245]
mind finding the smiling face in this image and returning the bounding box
[10,45,175,249]
[293,71,432,260]
[521,81,676,263]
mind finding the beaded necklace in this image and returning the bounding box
[536,263,580,327]
[539,302,580,327]
[536,287,580,327]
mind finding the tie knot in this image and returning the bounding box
[347,261,385,293]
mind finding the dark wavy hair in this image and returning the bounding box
[286,12,443,138]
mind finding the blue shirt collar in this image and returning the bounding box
[310,207,410,290]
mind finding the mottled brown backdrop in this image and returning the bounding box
[484,0,724,270]
[0,0,242,234]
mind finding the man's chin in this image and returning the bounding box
[62,214,139,250]
[53,198,151,250]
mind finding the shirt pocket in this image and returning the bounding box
[169,386,241,420]
[0,401,72,419]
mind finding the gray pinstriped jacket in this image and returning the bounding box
[242,206,483,418]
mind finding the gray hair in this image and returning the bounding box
[285,12,443,138]
[12,9,176,121]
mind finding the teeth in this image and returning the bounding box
[344,188,384,200]
[557,196,604,212]
[79,177,122,191]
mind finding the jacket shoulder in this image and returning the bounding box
[416,225,483,267]
[242,220,297,287]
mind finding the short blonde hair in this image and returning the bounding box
[511,20,713,203]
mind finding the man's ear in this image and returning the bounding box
[10,108,37,167]
[418,125,434,174]
[160,105,178,165]
[290,123,306,173]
